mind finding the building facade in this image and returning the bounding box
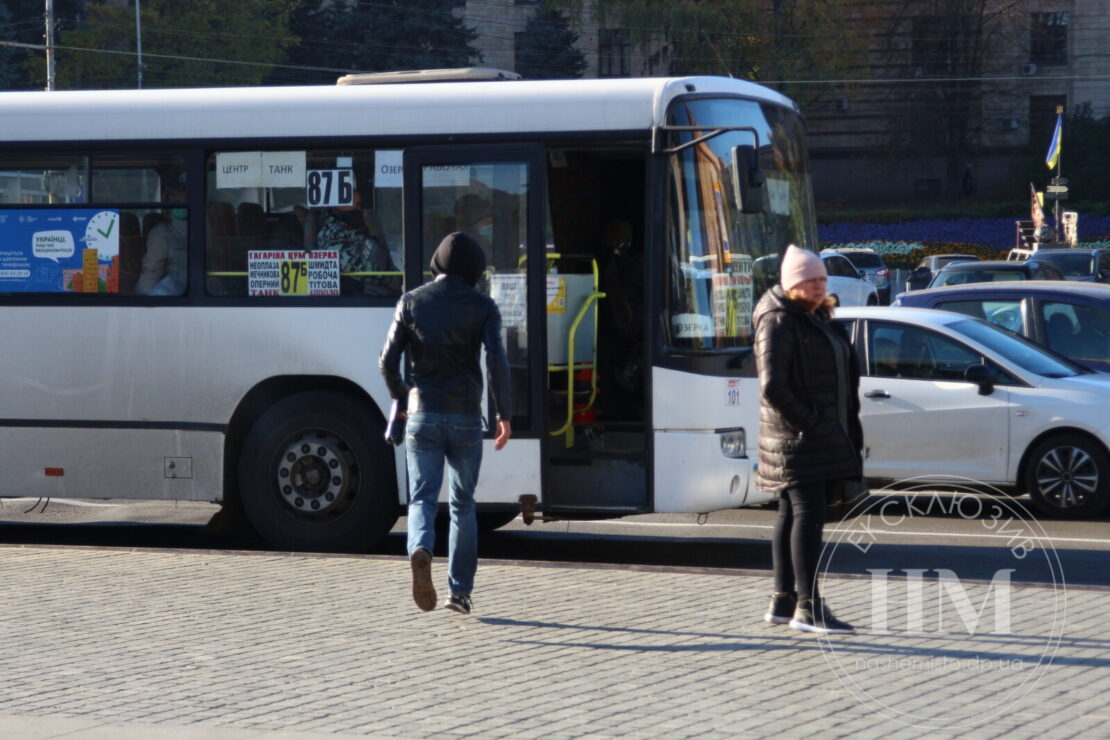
[458,0,1109,205]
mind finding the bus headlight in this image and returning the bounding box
[719,429,746,458]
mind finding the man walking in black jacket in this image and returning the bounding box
[379,232,512,615]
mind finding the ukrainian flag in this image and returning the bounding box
[1045,113,1062,170]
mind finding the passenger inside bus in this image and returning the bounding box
[136,181,188,296]
[300,188,401,296]
[600,219,644,395]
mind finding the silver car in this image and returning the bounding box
[822,247,891,303]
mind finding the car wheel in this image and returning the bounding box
[238,390,399,551]
[829,294,840,307]
[1023,433,1110,518]
[866,293,878,306]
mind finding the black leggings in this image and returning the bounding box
[772,481,828,601]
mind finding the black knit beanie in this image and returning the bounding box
[430,231,486,287]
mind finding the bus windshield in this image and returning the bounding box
[665,98,817,350]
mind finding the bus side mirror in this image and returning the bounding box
[732,144,765,214]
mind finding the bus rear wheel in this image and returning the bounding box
[238,390,398,552]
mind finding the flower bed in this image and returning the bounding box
[819,241,1005,270]
[818,216,1110,251]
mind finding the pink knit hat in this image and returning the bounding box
[780,244,826,291]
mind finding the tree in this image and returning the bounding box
[54,0,297,89]
[515,3,587,80]
[864,0,1029,200]
[272,0,482,85]
[0,2,20,89]
[3,0,86,89]
[548,0,863,109]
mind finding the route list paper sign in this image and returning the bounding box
[489,273,526,327]
[248,250,340,296]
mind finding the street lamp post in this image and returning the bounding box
[44,0,55,90]
[136,0,143,89]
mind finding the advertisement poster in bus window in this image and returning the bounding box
[247,249,340,296]
[0,209,122,293]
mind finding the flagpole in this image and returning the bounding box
[1054,105,1062,241]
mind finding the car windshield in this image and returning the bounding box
[1036,252,1094,277]
[948,318,1084,377]
[845,253,884,268]
[933,269,1024,287]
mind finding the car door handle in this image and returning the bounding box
[864,390,891,399]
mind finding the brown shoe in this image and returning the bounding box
[410,548,436,611]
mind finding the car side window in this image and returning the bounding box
[833,256,852,277]
[867,322,980,381]
[936,299,1023,334]
[1042,301,1110,364]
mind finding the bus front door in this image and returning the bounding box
[403,146,548,513]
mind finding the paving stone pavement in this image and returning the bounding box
[0,544,1107,739]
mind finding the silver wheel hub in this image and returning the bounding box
[1036,445,1098,509]
[277,436,348,514]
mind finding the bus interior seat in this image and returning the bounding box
[237,202,266,240]
[236,202,268,258]
[141,211,162,237]
[118,211,145,295]
[266,212,303,250]
[206,200,241,294]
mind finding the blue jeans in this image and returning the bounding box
[405,412,484,596]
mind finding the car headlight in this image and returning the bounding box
[719,429,746,458]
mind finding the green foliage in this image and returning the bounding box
[274,0,481,85]
[0,1,19,89]
[516,3,587,80]
[55,0,297,89]
[549,0,863,109]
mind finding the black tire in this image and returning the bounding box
[238,390,399,552]
[866,294,879,306]
[1023,433,1110,518]
[829,294,840,307]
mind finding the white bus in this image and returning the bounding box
[0,73,818,551]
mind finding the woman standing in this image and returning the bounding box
[752,245,863,634]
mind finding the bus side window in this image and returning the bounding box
[205,148,403,298]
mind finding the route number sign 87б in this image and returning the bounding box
[307,169,354,208]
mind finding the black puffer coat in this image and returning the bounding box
[753,286,863,492]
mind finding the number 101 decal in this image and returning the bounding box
[306,169,354,208]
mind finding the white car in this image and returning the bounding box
[835,306,1110,518]
[822,252,879,307]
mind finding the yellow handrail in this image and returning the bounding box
[549,289,605,447]
[206,270,403,278]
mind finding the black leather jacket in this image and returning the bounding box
[379,275,512,421]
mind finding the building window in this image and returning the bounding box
[1030,11,1068,65]
[910,15,962,76]
[1029,95,1066,147]
[599,29,630,77]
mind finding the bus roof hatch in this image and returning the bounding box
[337,68,521,85]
